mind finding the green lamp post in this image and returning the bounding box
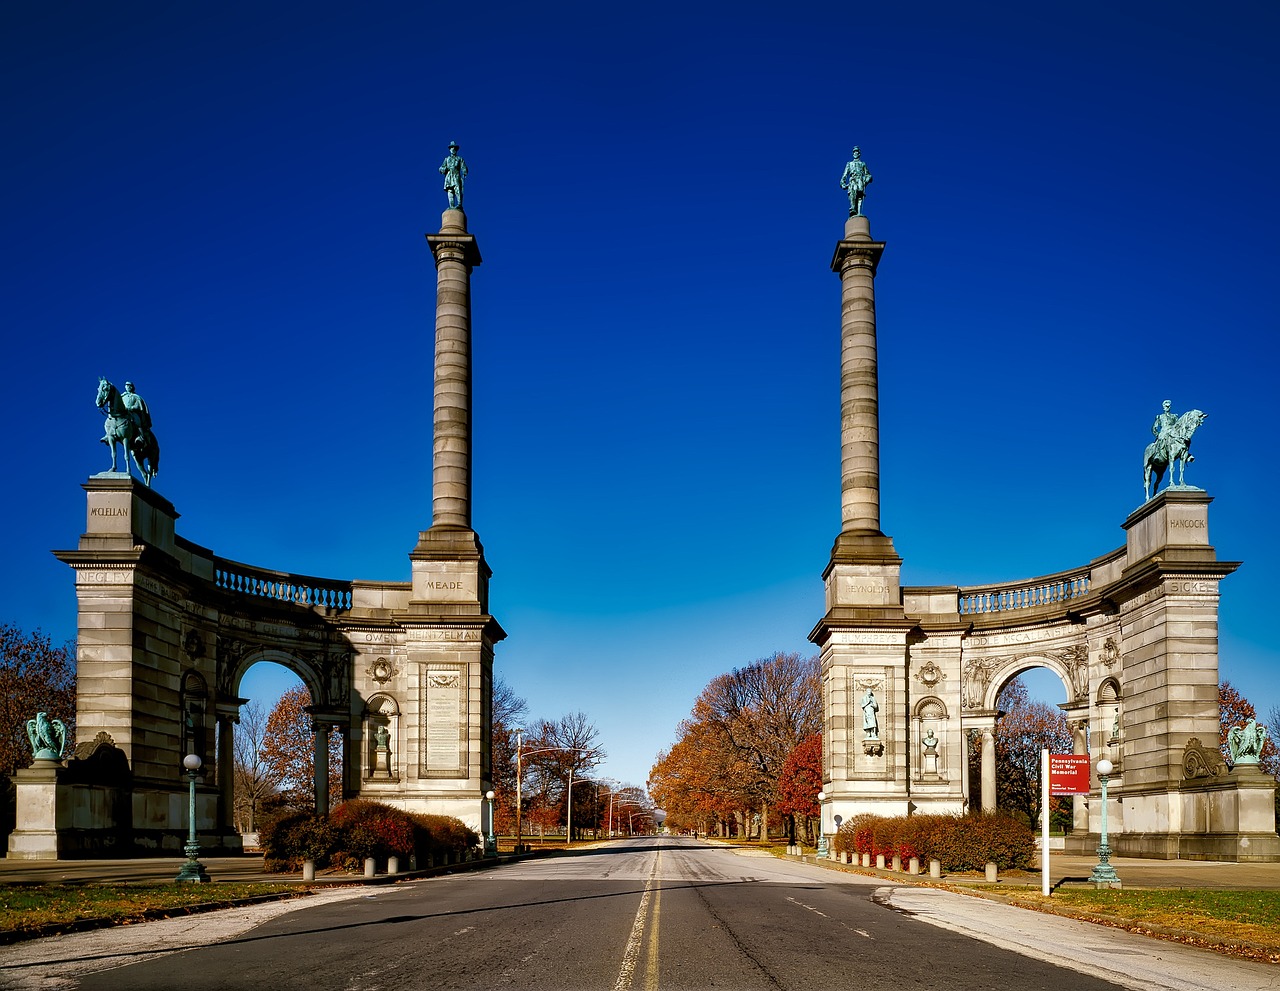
[175,753,210,883]
[1088,758,1120,888]
[485,789,497,856]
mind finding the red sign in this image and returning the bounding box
[1049,755,1091,795]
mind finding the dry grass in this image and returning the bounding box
[0,882,301,938]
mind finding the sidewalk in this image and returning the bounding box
[5,848,1278,889]
[0,853,509,887]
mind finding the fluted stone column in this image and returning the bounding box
[980,728,997,812]
[831,215,886,535]
[426,209,482,529]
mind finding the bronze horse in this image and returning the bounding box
[96,377,160,486]
[1143,408,1205,501]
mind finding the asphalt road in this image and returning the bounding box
[4,837,1273,991]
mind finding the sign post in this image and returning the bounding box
[1043,753,1091,895]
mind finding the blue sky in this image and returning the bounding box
[3,2,1276,790]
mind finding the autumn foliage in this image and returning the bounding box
[650,652,821,839]
[1219,680,1280,775]
[0,624,77,775]
[260,799,480,872]
[258,685,343,811]
[830,812,1035,871]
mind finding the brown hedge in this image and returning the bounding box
[829,812,1034,870]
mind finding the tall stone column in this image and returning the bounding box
[831,215,887,536]
[426,209,482,530]
[813,202,911,830]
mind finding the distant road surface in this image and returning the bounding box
[11,836,1272,990]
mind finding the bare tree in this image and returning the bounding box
[491,676,528,830]
[233,700,280,832]
[525,712,604,839]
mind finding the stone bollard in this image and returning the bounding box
[929,859,941,879]
[861,853,871,867]
[875,854,885,870]
[302,860,316,882]
[908,856,920,875]
[365,857,377,879]
[388,856,399,874]
[985,862,998,883]
[892,854,902,872]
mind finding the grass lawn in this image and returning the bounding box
[968,886,1280,961]
[0,882,302,939]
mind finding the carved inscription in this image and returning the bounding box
[1169,519,1207,529]
[1167,580,1214,594]
[421,629,482,642]
[829,632,904,646]
[77,570,130,584]
[423,665,466,775]
[89,507,128,517]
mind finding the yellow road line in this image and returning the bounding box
[614,848,661,991]
[644,874,661,991]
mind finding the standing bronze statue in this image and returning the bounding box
[96,377,160,486]
[840,146,873,217]
[439,141,468,210]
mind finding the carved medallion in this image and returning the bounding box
[916,660,944,688]
[368,656,398,685]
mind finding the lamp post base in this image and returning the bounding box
[1088,843,1121,888]
[175,857,211,883]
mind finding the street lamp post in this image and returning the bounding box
[514,737,588,852]
[815,790,828,859]
[1089,758,1121,888]
[175,754,210,883]
[485,789,496,856]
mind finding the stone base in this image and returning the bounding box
[1107,831,1280,862]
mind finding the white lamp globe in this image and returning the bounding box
[817,790,826,802]
[1097,758,1114,776]
[485,790,495,800]
[183,753,202,771]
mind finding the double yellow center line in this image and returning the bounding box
[614,847,661,990]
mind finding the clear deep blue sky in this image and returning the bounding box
[3,2,1276,790]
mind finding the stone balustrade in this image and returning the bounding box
[957,566,1091,616]
[213,557,352,611]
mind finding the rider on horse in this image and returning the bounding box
[1151,399,1178,463]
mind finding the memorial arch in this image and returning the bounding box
[8,203,501,859]
[813,153,1278,861]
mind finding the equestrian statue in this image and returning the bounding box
[1143,399,1206,501]
[96,377,160,486]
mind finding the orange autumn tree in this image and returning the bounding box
[259,686,343,813]
[776,733,823,845]
[651,651,821,840]
[1219,680,1280,775]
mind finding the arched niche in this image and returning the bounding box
[913,696,948,780]
[363,690,400,781]
[179,670,209,769]
[1097,677,1122,747]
